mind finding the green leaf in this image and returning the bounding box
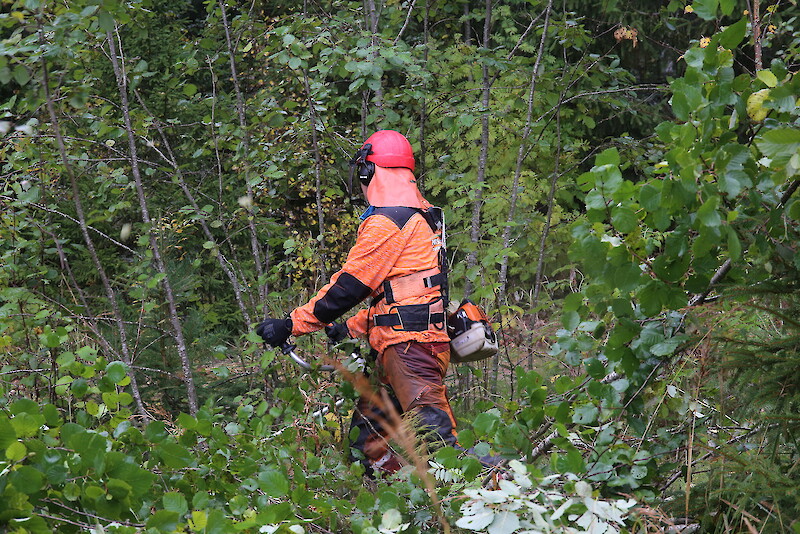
[572,404,599,424]
[177,413,197,430]
[72,432,108,473]
[106,478,132,500]
[585,358,606,379]
[639,183,661,212]
[650,336,685,356]
[554,401,571,424]
[595,148,620,167]
[105,361,128,383]
[671,79,704,120]
[257,469,289,497]
[84,485,105,500]
[11,413,44,438]
[64,482,80,501]
[107,461,156,497]
[9,466,44,494]
[457,429,476,449]
[756,128,800,167]
[653,255,690,283]
[145,421,169,443]
[12,65,30,86]
[717,143,752,197]
[97,10,115,32]
[472,411,500,436]
[584,189,609,210]
[0,418,16,450]
[757,70,778,88]
[562,310,580,331]
[696,197,721,227]
[42,404,61,427]
[727,226,742,260]
[612,206,638,234]
[146,510,180,533]
[788,201,800,221]
[71,378,88,397]
[638,281,665,316]
[553,446,585,473]
[163,492,189,515]
[718,18,747,49]
[204,509,231,534]
[719,0,735,15]
[613,263,644,293]
[692,0,719,20]
[157,442,193,469]
[6,440,26,461]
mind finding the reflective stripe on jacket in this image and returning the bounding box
[290,206,449,353]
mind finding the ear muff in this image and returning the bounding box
[358,161,375,186]
[348,143,374,196]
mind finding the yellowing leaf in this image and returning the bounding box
[747,89,771,122]
[6,441,26,461]
[757,69,778,88]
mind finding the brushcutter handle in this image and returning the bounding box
[280,342,336,372]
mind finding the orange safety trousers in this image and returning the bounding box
[349,341,457,476]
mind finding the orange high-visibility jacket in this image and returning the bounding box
[290,169,448,353]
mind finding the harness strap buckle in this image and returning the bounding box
[373,299,446,332]
[382,268,442,304]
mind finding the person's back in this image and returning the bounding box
[257,130,456,477]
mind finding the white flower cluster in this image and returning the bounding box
[455,461,636,534]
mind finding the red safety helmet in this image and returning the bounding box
[363,130,415,171]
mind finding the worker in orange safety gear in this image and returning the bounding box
[256,130,456,477]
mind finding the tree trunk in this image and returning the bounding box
[752,0,762,71]
[135,90,254,329]
[418,0,430,186]
[107,29,199,415]
[38,17,149,421]
[219,1,268,315]
[532,107,563,319]
[498,1,552,301]
[365,0,384,113]
[463,0,492,298]
[303,70,329,281]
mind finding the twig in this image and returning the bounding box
[393,0,417,45]
[41,498,145,527]
[689,259,732,306]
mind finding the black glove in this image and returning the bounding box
[325,322,350,343]
[256,317,293,348]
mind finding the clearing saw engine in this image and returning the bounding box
[447,299,498,363]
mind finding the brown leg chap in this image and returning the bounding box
[348,341,456,477]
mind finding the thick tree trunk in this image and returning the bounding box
[752,0,762,71]
[107,29,199,415]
